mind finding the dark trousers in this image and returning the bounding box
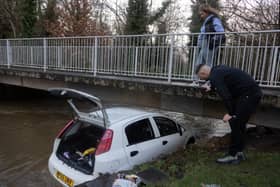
[228,91,262,156]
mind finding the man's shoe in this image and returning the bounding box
[216,154,240,164]
[237,152,246,161]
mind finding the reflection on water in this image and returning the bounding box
[0,98,230,187]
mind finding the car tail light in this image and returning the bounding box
[96,129,113,155]
[57,120,74,138]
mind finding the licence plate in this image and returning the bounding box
[56,171,74,187]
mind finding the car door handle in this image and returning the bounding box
[130,151,139,157]
[162,140,168,145]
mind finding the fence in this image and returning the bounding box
[0,30,279,87]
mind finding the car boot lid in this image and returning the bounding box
[49,88,109,128]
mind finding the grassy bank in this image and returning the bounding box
[136,146,280,187]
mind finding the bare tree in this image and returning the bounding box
[0,0,21,37]
[155,0,189,34]
[46,0,110,36]
[102,0,127,34]
[222,0,280,31]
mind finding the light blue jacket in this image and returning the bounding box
[198,14,224,48]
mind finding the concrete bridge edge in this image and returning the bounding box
[0,70,279,128]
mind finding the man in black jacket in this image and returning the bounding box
[196,64,262,164]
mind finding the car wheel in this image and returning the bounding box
[186,137,195,147]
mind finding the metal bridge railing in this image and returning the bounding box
[0,30,279,88]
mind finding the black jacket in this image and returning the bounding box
[204,16,225,49]
[209,65,262,115]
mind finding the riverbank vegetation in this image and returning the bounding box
[137,130,280,187]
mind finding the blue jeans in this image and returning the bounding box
[196,47,217,67]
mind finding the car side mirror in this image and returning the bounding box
[178,124,183,136]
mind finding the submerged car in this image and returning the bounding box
[48,88,194,187]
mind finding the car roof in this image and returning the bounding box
[104,107,156,125]
[87,107,165,127]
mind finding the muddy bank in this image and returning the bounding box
[200,126,280,152]
[132,127,280,187]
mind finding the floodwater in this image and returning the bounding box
[0,99,70,187]
[0,96,230,187]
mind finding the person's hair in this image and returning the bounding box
[199,4,220,17]
[195,64,206,74]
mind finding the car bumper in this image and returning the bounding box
[48,153,99,187]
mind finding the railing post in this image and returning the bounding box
[58,46,62,68]
[270,46,278,86]
[6,40,11,68]
[43,38,47,72]
[168,35,175,83]
[134,47,138,76]
[30,47,33,66]
[192,47,197,80]
[93,37,98,77]
[91,42,94,73]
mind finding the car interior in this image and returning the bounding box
[125,119,155,145]
[56,120,105,175]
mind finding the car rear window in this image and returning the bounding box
[154,117,178,136]
[125,119,155,145]
[62,120,105,140]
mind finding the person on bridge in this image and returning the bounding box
[195,64,262,164]
[196,4,225,68]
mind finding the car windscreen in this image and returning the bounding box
[61,120,105,140]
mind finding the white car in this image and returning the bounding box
[48,88,194,187]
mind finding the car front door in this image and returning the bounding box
[124,118,162,167]
[151,116,184,154]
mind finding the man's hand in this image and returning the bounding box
[201,83,211,92]
[223,114,232,122]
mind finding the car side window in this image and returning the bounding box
[125,119,155,145]
[154,117,178,137]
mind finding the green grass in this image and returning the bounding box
[136,146,280,187]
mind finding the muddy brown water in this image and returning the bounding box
[0,98,230,187]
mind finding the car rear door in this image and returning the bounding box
[49,88,109,128]
[124,117,162,167]
[151,116,184,154]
